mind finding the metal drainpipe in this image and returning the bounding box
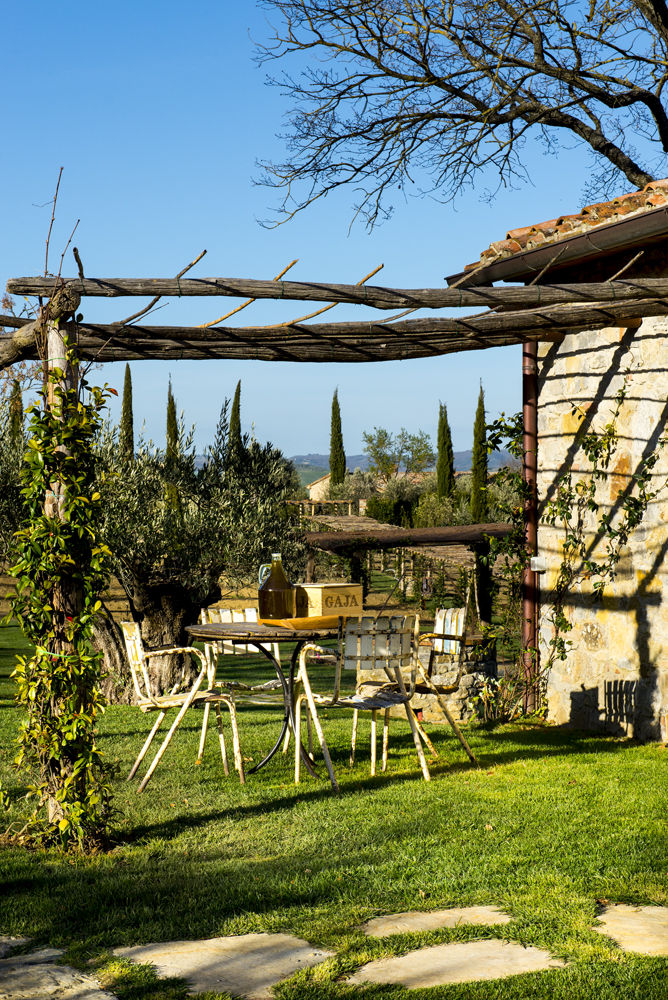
[522,341,538,712]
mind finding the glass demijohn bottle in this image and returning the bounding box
[258,552,296,620]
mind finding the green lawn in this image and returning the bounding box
[0,624,665,999]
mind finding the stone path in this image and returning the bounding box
[594,904,668,956]
[3,903,665,998]
[0,941,30,962]
[114,933,334,1000]
[0,940,115,1000]
[347,939,567,989]
[362,905,512,937]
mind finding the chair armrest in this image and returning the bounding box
[419,632,464,645]
[298,642,341,703]
[302,643,337,662]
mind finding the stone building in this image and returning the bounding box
[456,180,668,741]
[306,472,331,501]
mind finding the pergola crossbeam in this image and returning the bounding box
[3,293,668,368]
[8,275,668,311]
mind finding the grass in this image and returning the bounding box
[0,623,666,999]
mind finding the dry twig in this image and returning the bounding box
[44,168,63,277]
[198,259,299,327]
[118,250,208,326]
[279,263,384,325]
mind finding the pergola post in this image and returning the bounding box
[522,341,539,712]
[44,307,82,822]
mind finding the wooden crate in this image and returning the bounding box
[294,582,363,617]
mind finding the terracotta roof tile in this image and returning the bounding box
[470,179,668,271]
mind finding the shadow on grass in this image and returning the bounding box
[117,728,626,846]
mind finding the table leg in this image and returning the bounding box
[244,641,317,777]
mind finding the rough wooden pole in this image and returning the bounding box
[522,341,539,714]
[305,549,316,584]
[44,306,81,823]
[10,275,668,311]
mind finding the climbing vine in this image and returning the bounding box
[5,339,116,849]
[542,377,667,674]
[482,380,666,721]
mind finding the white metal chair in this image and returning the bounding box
[121,621,245,792]
[294,615,435,791]
[415,577,478,764]
[200,606,281,663]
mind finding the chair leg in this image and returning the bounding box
[138,694,201,793]
[282,725,291,754]
[402,702,431,782]
[226,696,245,785]
[370,710,377,776]
[439,698,478,765]
[128,710,167,781]
[382,708,390,771]
[214,702,229,776]
[294,694,303,783]
[197,702,211,764]
[350,709,359,767]
[298,669,339,792]
[414,715,440,759]
[417,668,477,765]
[306,707,314,757]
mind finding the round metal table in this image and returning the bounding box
[186,620,341,775]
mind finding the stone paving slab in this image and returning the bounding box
[362,906,512,937]
[114,933,334,999]
[0,949,115,1000]
[0,941,30,962]
[594,904,668,956]
[347,939,566,988]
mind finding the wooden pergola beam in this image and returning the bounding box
[304,522,512,553]
[3,295,666,368]
[8,275,668,311]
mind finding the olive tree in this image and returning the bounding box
[93,407,304,697]
[362,426,435,485]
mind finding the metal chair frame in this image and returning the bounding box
[294,615,436,791]
[200,606,281,663]
[415,577,478,764]
[121,621,245,792]
[198,606,286,709]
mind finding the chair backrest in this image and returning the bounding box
[121,620,154,702]
[433,605,467,655]
[344,614,417,680]
[199,605,281,663]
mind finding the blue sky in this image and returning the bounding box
[1,1,632,457]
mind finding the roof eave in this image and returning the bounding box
[446,204,668,287]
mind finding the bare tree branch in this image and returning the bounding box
[255,1,668,227]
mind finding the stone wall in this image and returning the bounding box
[537,316,668,741]
[362,644,497,724]
[412,646,497,723]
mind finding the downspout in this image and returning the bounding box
[522,341,538,712]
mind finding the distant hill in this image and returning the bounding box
[290,449,517,485]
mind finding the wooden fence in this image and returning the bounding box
[0,571,132,622]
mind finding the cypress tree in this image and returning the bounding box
[470,385,488,522]
[166,379,178,465]
[119,363,134,458]
[329,388,346,485]
[228,380,243,460]
[436,402,455,498]
[8,378,23,449]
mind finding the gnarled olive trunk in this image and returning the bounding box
[94,579,220,703]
